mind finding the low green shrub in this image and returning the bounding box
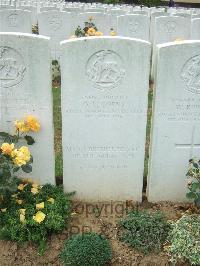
[167,214,200,265]
[119,209,170,254]
[60,232,112,266]
[0,180,73,254]
[186,159,200,206]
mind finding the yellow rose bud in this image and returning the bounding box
[47,198,55,204]
[1,208,7,212]
[16,199,23,205]
[18,183,27,191]
[31,187,39,195]
[36,202,44,210]
[33,211,46,223]
[20,214,26,223]
[1,143,14,155]
[19,209,26,215]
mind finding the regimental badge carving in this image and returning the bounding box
[128,20,139,33]
[165,21,177,33]
[7,13,18,27]
[181,55,200,94]
[48,15,62,31]
[86,50,125,90]
[0,47,26,88]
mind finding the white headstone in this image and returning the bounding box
[60,36,151,201]
[117,14,150,41]
[0,9,32,33]
[38,11,72,59]
[0,33,55,184]
[151,16,191,80]
[148,41,200,202]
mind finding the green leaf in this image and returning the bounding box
[193,162,199,169]
[21,164,32,173]
[13,167,20,173]
[0,132,9,138]
[191,182,200,191]
[24,135,35,145]
[10,135,18,143]
[186,191,196,199]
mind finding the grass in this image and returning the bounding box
[52,86,153,190]
[52,87,63,183]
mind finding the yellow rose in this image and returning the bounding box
[33,211,46,223]
[31,187,39,195]
[95,31,103,36]
[18,183,27,191]
[26,115,40,132]
[16,199,23,205]
[1,143,14,155]
[12,146,31,167]
[36,202,44,209]
[87,27,96,36]
[1,208,7,212]
[47,198,55,204]
[32,183,40,189]
[15,120,30,133]
[20,214,26,223]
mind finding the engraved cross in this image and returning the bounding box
[175,125,200,157]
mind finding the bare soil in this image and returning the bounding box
[0,200,196,266]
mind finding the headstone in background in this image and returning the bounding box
[0,9,32,33]
[117,14,150,41]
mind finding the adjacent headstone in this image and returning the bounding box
[60,37,151,201]
[0,9,32,33]
[38,11,72,59]
[148,41,200,202]
[117,14,150,41]
[0,33,55,184]
[151,16,191,80]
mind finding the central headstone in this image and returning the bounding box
[61,37,151,201]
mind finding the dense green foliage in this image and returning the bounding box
[60,232,112,266]
[168,214,200,265]
[186,159,200,206]
[119,210,170,254]
[0,181,73,254]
